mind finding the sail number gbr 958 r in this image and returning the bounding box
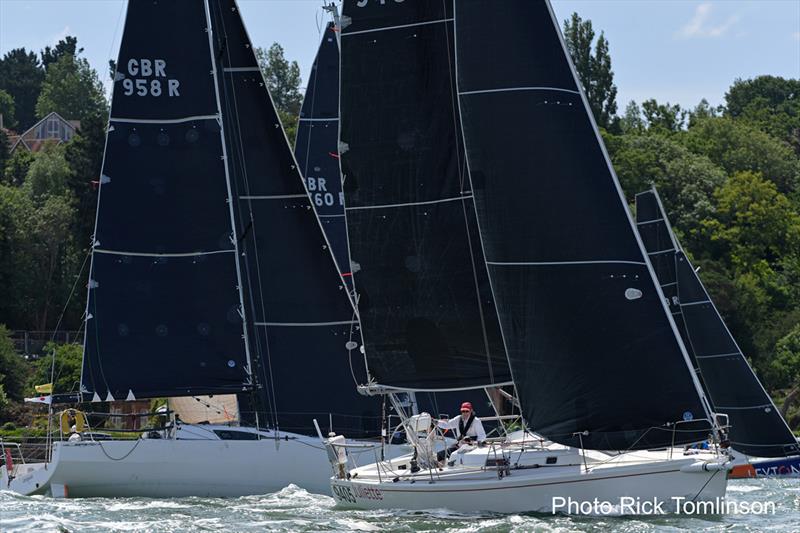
[121,59,180,97]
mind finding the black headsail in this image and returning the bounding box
[339,0,511,391]
[295,22,353,292]
[208,0,379,437]
[455,0,713,449]
[636,188,704,382]
[638,190,798,457]
[81,0,252,401]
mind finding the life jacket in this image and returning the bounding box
[458,414,475,439]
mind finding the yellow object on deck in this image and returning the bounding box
[35,383,53,394]
[59,409,86,434]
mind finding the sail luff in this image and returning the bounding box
[203,0,254,390]
[539,0,714,426]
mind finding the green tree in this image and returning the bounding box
[641,99,686,132]
[771,324,800,390]
[31,342,82,395]
[0,324,29,402]
[684,116,800,193]
[0,89,17,130]
[3,148,35,186]
[64,112,105,249]
[619,100,644,134]
[35,54,108,122]
[702,171,800,269]
[0,49,45,131]
[256,43,303,142]
[41,36,82,70]
[0,129,8,178]
[563,13,618,131]
[607,131,726,244]
[23,142,71,200]
[687,98,721,128]
[725,76,800,153]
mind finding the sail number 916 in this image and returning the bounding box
[121,59,180,97]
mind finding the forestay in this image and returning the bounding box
[455,0,712,449]
[208,0,378,437]
[81,0,251,400]
[340,0,511,391]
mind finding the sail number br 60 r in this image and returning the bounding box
[122,59,180,97]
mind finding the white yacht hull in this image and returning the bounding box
[2,433,391,498]
[329,451,730,515]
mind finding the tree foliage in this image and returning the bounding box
[0,48,45,130]
[725,75,800,153]
[256,43,303,143]
[683,117,799,193]
[0,325,29,402]
[35,53,107,122]
[41,36,82,71]
[563,13,618,131]
[0,89,17,130]
[31,342,82,395]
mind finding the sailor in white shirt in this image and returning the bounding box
[436,402,486,462]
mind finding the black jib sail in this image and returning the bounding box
[676,253,799,457]
[339,0,511,391]
[81,0,252,401]
[295,22,353,292]
[639,188,798,457]
[208,0,379,437]
[636,189,704,380]
[455,0,712,449]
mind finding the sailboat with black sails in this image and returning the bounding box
[1,0,391,498]
[636,187,800,478]
[321,0,731,514]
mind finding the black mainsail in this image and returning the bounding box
[454,0,713,449]
[208,0,377,437]
[295,22,353,292]
[637,189,798,458]
[82,0,252,400]
[339,0,511,391]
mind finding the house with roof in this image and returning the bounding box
[6,112,80,154]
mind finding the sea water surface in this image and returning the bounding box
[2,478,798,532]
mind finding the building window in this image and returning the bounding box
[47,117,61,139]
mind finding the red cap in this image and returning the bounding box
[460,402,473,411]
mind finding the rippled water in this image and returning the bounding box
[2,479,798,532]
